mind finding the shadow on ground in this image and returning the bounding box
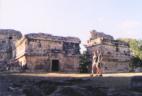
[0,72,142,96]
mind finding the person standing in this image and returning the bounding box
[91,48,103,77]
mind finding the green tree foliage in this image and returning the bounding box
[79,51,90,73]
[118,38,142,68]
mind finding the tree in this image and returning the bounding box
[79,51,90,73]
[118,38,142,68]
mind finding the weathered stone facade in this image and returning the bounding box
[0,29,132,73]
[15,33,81,72]
[0,29,22,66]
[86,30,132,73]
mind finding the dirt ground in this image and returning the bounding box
[11,72,142,78]
[0,72,142,96]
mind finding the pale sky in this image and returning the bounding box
[0,0,142,51]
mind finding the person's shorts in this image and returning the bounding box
[96,63,102,68]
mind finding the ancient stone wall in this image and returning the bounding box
[0,29,22,61]
[0,29,22,71]
[15,33,81,72]
[86,30,132,73]
[90,30,114,40]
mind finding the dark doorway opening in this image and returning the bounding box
[52,60,59,71]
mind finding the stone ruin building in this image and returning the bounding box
[0,29,132,73]
[85,30,132,73]
[15,33,81,72]
[0,29,80,72]
[0,29,22,70]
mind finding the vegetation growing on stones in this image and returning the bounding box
[118,38,142,68]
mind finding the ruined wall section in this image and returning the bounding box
[86,30,132,73]
[63,42,80,56]
[0,29,22,61]
[24,33,80,56]
[16,33,81,72]
[26,39,63,56]
[90,30,114,40]
[25,33,80,43]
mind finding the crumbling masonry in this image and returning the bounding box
[0,29,132,73]
[0,29,81,72]
[0,29,22,70]
[85,30,132,73]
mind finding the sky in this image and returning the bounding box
[0,0,142,51]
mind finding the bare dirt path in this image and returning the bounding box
[12,72,142,78]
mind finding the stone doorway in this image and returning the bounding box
[51,60,59,71]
